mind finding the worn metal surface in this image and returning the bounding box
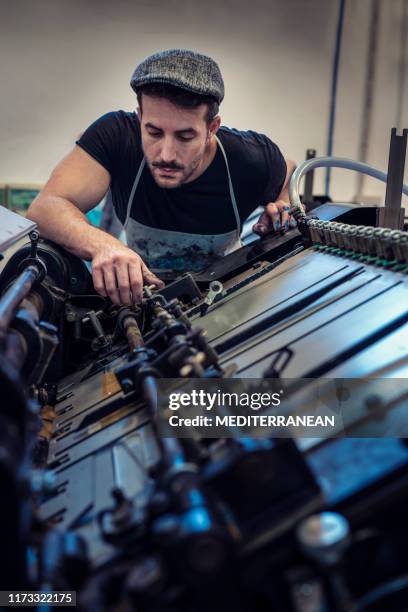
[39,243,408,575]
[191,250,407,381]
[0,206,36,254]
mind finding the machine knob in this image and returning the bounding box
[296,511,350,566]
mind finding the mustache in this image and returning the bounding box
[152,161,184,171]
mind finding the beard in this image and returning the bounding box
[146,146,207,189]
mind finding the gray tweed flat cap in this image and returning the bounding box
[130,49,225,104]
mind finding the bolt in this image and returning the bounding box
[180,364,193,377]
[30,469,57,494]
[126,556,163,594]
[121,378,134,392]
[153,514,180,540]
[27,398,40,415]
[297,512,350,566]
[143,285,154,298]
[365,395,384,411]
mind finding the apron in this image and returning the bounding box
[124,135,243,276]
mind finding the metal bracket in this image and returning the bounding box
[381,128,407,229]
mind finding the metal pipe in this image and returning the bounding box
[3,331,27,372]
[140,374,186,468]
[142,375,157,418]
[0,293,45,375]
[122,315,144,351]
[0,265,41,336]
[141,375,177,462]
[289,156,408,216]
[21,293,44,322]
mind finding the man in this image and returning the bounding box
[27,49,296,305]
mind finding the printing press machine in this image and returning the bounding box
[0,132,408,611]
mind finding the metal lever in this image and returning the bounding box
[382,127,407,229]
[200,281,224,316]
[29,230,39,259]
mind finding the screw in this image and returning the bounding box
[121,378,134,392]
[30,469,57,494]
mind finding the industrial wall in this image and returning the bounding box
[1,0,407,204]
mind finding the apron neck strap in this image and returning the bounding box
[124,157,146,228]
[215,134,241,233]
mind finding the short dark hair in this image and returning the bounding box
[136,83,219,124]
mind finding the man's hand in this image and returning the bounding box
[26,146,164,305]
[91,242,164,305]
[252,200,297,236]
[252,158,297,237]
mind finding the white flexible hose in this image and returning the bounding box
[289,156,408,216]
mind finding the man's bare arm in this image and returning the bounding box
[253,159,297,235]
[27,146,163,304]
[27,146,112,258]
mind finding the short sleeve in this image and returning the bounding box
[260,137,287,205]
[76,112,125,177]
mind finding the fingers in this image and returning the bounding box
[128,263,144,303]
[92,244,166,306]
[141,262,165,290]
[252,210,274,236]
[264,203,283,231]
[280,204,290,231]
[261,201,297,234]
[101,261,147,306]
[102,265,121,305]
[93,261,127,305]
[115,261,132,305]
[92,267,107,297]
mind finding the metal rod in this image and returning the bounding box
[122,315,144,350]
[142,375,157,418]
[22,292,44,322]
[141,375,168,458]
[3,331,27,371]
[303,148,316,207]
[383,128,408,229]
[88,310,109,348]
[0,265,40,336]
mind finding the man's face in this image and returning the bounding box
[138,95,219,189]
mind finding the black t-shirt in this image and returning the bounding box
[76,111,287,235]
